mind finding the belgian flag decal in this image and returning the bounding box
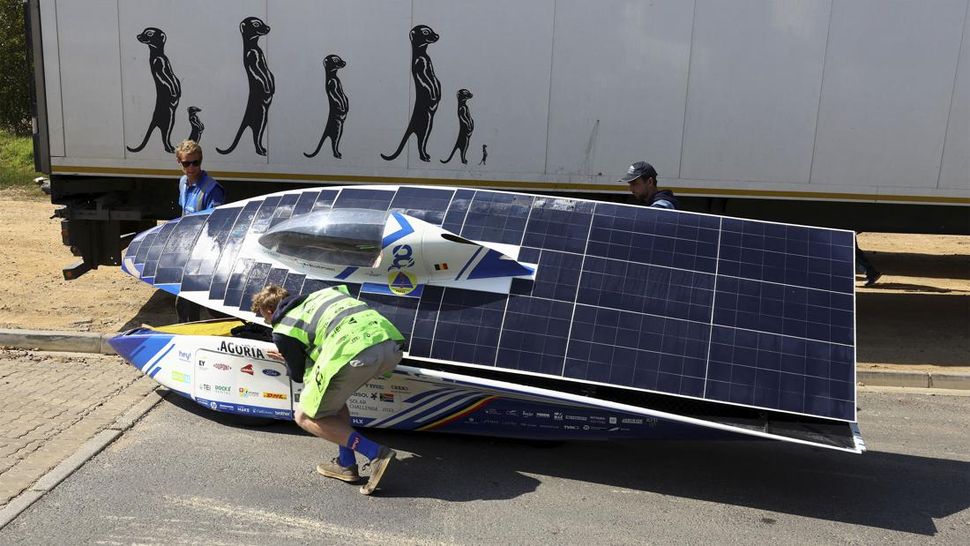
[433,263,449,271]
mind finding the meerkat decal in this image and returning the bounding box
[187,106,203,143]
[381,25,440,162]
[440,89,474,164]
[218,17,274,156]
[305,55,349,159]
[127,27,181,154]
[479,144,488,165]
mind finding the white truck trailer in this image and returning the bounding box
[25,0,969,277]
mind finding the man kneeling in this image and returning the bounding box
[252,284,404,495]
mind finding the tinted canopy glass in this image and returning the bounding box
[258,208,386,267]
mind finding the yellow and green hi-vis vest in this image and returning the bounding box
[272,285,404,416]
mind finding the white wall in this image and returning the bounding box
[939,5,970,191]
[42,0,970,201]
[811,0,967,190]
[56,0,124,159]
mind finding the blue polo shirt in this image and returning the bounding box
[178,171,225,215]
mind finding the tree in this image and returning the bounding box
[0,0,31,136]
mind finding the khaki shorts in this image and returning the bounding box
[307,339,403,418]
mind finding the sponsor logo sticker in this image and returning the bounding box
[263,392,287,400]
[213,363,231,371]
[262,369,281,377]
[218,340,265,360]
[239,387,261,399]
[171,371,191,384]
[241,364,254,375]
[178,350,192,362]
[387,270,418,296]
[379,392,394,403]
[214,385,231,395]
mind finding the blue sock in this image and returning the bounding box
[338,445,356,467]
[346,431,381,460]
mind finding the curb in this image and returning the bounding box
[0,387,170,529]
[0,328,967,391]
[0,328,116,355]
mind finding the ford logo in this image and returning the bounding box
[262,369,281,377]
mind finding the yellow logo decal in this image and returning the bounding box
[388,270,417,295]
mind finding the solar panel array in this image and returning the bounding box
[124,186,857,421]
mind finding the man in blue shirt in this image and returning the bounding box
[618,161,678,209]
[174,140,224,321]
[176,139,224,215]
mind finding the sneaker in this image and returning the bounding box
[316,458,361,483]
[359,446,396,495]
[864,270,882,287]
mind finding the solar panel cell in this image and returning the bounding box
[389,187,455,225]
[268,193,300,228]
[250,196,283,235]
[209,200,261,300]
[140,222,179,281]
[332,188,395,210]
[497,296,571,374]
[239,262,273,311]
[281,272,306,296]
[311,189,339,211]
[291,190,320,216]
[432,289,505,366]
[441,189,475,235]
[460,192,534,245]
[154,214,208,284]
[522,198,594,253]
[223,258,255,308]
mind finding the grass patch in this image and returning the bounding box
[0,130,42,190]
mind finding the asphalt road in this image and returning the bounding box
[2,389,968,544]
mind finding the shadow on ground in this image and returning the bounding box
[163,394,967,535]
[118,291,227,332]
[377,430,966,536]
[857,292,970,366]
[867,251,970,281]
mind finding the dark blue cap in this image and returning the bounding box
[618,161,658,184]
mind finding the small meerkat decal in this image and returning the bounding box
[382,25,441,162]
[218,17,274,156]
[479,144,487,165]
[440,89,474,164]
[305,55,349,159]
[187,106,203,143]
[127,27,181,154]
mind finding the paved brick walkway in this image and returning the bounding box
[0,350,157,505]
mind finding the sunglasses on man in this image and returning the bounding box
[180,159,202,167]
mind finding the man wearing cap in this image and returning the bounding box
[619,161,678,210]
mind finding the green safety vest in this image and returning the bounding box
[272,285,405,416]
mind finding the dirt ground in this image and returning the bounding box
[0,190,967,369]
